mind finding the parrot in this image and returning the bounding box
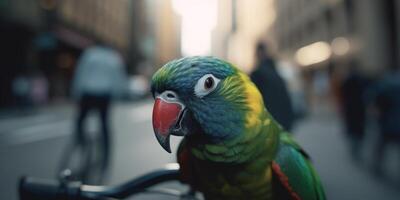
[150,56,326,200]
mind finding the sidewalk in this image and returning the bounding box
[294,102,400,200]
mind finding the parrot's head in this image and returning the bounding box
[151,56,266,153]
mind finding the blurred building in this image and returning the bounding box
[58,0,131,53]
[148,0,181,69]
[0,0,181,108]
[271,0,400,108]
[211,0,276,73]
[274,0,400,76]
[0,0,42,107]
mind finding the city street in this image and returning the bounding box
[1,99,400,200]
[2,0,400,199]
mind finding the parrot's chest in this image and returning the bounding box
[193,158,273,200]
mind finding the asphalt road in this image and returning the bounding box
[1,100,399,199]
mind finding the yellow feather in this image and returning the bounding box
[238,72,265,131]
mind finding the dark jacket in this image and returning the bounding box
[341,72,368,136]
[250,58,295,131]
[370,72,400,135]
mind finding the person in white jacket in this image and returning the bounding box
[71,44,127,170]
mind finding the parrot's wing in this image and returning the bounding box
[272,132,326,200]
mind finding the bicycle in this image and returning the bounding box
[19,163,201,200]
[57,129,109,184]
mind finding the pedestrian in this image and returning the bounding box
[368,70,400,175]
[250,42,295,131]
[71,42,127,171]
[340,64,369,161]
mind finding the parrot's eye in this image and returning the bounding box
[204,77,214,89]
[194,74,220,98]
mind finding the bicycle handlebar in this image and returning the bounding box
[19,177,71,200]
[19,164,181,200]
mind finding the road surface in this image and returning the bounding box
[0,100,399,199]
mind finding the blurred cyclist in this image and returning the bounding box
[71,42,127,171]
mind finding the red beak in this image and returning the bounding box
[152,97,184,153]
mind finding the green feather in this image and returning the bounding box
[274,132,326,200]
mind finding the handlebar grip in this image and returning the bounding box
[19,176,81,200]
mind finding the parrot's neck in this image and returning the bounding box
[189,72,280,163]
[189,116,280,164]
